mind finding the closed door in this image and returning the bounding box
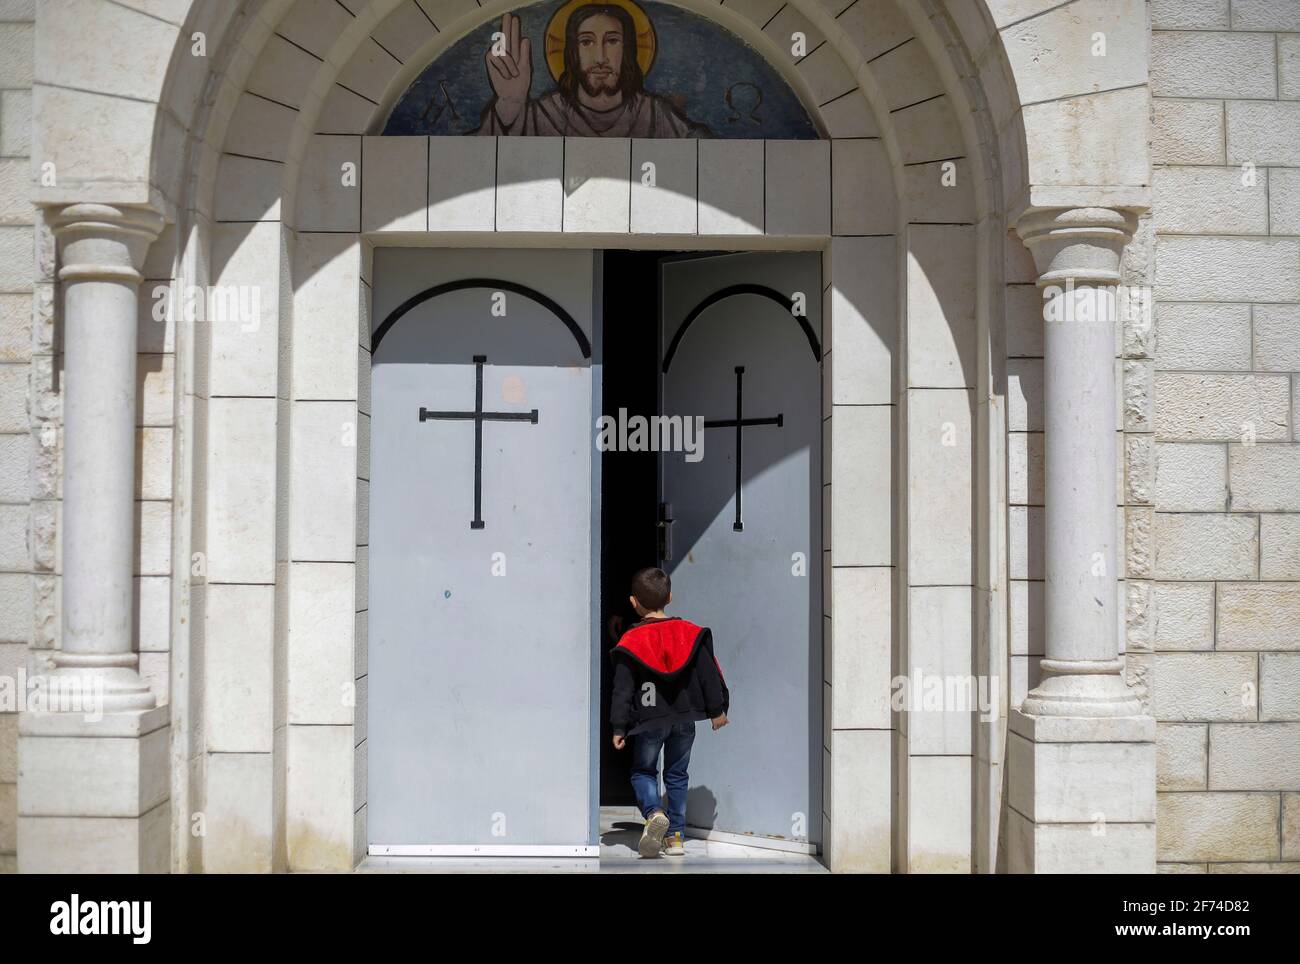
[368,248,597,853]
[659,251,823,848]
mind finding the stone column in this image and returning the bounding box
[1006,207,1156,873]
[1017,206,1142,718]
[49,202,163,711]
[17,203,170,873]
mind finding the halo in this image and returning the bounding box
[544,0,657,83]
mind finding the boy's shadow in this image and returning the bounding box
[601,821,646,852]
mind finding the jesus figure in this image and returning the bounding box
[473,7,711,137]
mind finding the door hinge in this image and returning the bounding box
[657,501,674,562]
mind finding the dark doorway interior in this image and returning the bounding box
[598,250,663,805]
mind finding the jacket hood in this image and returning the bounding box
[611,617,707,677]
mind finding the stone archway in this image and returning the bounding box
[19,0,1155,875]
[191,0,990,874]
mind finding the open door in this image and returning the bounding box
[368,248,598,855]
[659,251,824,850]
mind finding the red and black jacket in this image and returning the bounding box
[609,616,730,738]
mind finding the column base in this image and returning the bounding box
[1005,709,1156,873]
[17,706,170,873]
[44,655,157,713]
[1020,659,1146,717]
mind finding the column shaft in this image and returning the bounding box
[62,277,138,655]
[1042,282,1116,665]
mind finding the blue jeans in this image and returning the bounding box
[630,720,696,836]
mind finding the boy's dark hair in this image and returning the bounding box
[630,567,670,611]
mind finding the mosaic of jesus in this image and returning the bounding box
[383,0,818,139]
[481,3,706,137]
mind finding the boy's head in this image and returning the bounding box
[629,567,671,615]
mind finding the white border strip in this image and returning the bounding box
[683,827,819,855]
[370,844,600,858]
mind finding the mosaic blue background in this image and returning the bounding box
[382,0,820,138]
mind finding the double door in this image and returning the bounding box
[368,248,822,854]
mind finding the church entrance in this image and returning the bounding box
[368,246,822,858]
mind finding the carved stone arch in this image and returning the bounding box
[183,0,995,228]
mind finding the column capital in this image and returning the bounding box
[46,202,165,284]
[1014,206,1139,287]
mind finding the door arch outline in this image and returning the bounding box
[371,277,592,357]
[660,283,822,374]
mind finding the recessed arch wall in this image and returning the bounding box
[175,0,992,875]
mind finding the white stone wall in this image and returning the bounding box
[7,0,1285,876]
[1147,0,1300,872]
[0,0,34,876]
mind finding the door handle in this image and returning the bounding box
[657,502,674,562]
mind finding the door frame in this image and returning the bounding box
[351,222,899,873]
[361,241,821,862]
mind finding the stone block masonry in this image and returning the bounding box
[1150,1,1300,873]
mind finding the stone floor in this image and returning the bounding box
[355,806,828,874]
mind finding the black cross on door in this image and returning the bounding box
[703,366,783,532]
[418,354,538,529]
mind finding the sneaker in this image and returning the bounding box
[638,810,670,858]
[662,831,685,856]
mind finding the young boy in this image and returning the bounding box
[609,567,730,858]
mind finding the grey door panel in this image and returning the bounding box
[660,251,823,846]
[369,248,596,848]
